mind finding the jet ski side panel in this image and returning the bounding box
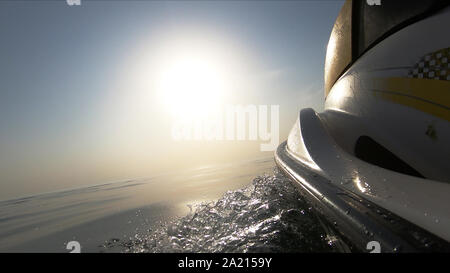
[275,108,450,250]
[276,140,450,252]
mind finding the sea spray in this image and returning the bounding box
[101,167,343,253]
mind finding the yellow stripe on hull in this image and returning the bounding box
[372,78,450,122]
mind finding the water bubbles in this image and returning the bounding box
[100,169,344,253]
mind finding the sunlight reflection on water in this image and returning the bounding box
[101,168,341,253]
[0,157,343,252]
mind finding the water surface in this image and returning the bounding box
[0,157,343,252]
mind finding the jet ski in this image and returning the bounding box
[275,0,450,252]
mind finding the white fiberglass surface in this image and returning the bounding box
[286,108,450,241]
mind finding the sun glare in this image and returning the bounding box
[157,50,228,119]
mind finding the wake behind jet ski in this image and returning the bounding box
[275,0,450,252]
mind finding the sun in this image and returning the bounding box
[157,52,228,119]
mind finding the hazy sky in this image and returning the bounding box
[0,0,344,200]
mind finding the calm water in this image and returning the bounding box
[0,157,344,252]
